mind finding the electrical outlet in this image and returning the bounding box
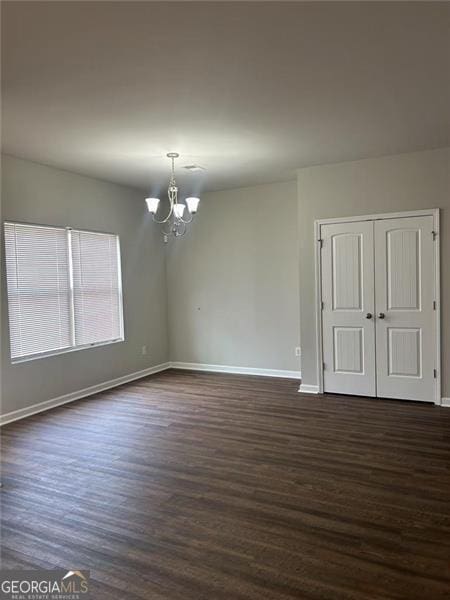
[295,347,301,357]
[141,345,147,356]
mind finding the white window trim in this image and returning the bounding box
[11,338,125,364]
[4,221,125,364]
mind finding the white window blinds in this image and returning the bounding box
[71,230,123,347]
[4,223,71,359]
[4,222,124,361]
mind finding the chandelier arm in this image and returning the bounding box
[151,203,174,224]
[173,220,186,237]
[162,219,174,236]
[178,211,194,225]
[151,183,176,223]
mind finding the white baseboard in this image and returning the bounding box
[297,387,449,404]
[1,361,300,426]
[3,357,444,425]
[298,383,320,394]
[0,362,171,426]
[171,361,301,380]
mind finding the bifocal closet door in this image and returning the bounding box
[374,216,436,402]
[321,221,376,397]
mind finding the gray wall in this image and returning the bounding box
[297,147,450,396]
[2,148,448,417]
[166,181,301,373]
[1,155,169,415]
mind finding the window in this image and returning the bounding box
[4,222,124,362]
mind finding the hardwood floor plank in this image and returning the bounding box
[1,369,450,599]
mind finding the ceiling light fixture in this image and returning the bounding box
[145,153,200,241]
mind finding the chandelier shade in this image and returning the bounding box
[186,197,200,214]
[145,197,160,214]
[146,153,200,240]
[173,204,185,218]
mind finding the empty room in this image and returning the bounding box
[1,1,449,599]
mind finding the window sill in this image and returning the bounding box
[11,338,125,365]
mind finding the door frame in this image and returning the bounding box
[313,208,441,404]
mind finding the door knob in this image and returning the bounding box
[378,312,385,319]
[366,313,373,319]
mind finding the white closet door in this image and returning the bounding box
[321,221,376,397]
[374,216,436,402]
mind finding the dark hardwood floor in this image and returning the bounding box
[1,369,450,599]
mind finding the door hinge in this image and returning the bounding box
[433,369,437,379]
[432,231,438,240]
[318,238,323,249]
[321,301,325,310]
[323,362,326,371]
[433,300,437,310]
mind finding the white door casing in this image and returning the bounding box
[317,210,439,404]
[374,216,436,402]
[321,221,376,397]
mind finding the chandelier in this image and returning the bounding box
[145,153,200,240]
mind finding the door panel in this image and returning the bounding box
[332,234,363,310]
[375,216,435,402]
[386,228,421,311]
[333,327,364,373]
[321,221,376,397]
[387,328,422,377]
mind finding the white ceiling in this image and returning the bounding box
[2,1,449,194]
